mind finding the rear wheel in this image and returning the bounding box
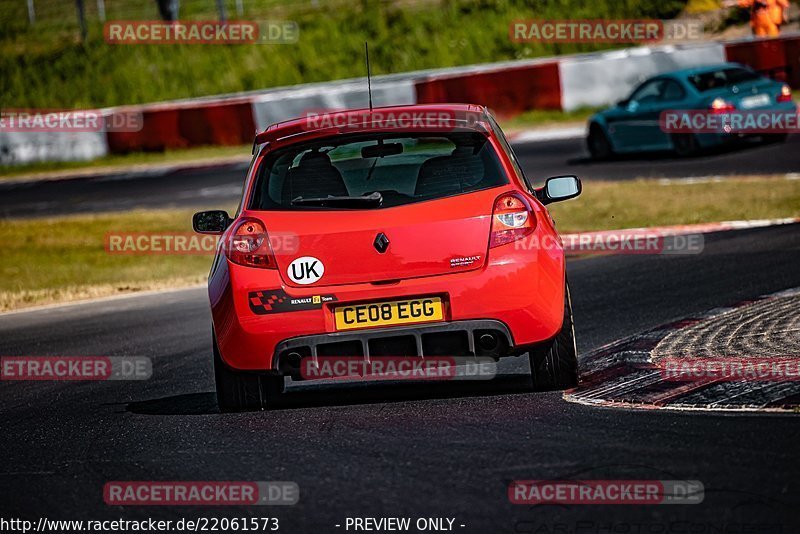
[671,133,700,157]
[529,283,579,391]
[214,334,283,412]
[587,124,613,160]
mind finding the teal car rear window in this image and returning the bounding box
[689,67,761,92]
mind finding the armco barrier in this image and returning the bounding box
[106,99,255,153]
[725,35,800,87]
[106,107,183,153]
[181,101,255,146]
[783,37,800,88]
[414,61,561,116]
[725,37,788,82]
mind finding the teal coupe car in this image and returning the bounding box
[587,63,796,159]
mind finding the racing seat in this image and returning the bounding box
[282,151,349,205]
[414,146,486,198]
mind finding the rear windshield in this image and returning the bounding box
[688,67,761,92]
[248,132,508,210]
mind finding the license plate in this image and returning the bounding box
[334,297,444,331]
[740,94,770,109]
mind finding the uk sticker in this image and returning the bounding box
[288,256,324,284]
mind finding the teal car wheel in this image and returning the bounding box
[587,124,614,160]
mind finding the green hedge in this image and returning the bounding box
[0,0,688,108]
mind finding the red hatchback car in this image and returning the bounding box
[193,104,582,411]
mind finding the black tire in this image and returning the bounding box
[671,133,700,157]
[529,283,579,391]
[587,124,614,160]
[213,334,283,412]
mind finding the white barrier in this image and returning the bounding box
[0,131,108,166]
[251,79,416,131]
[559,43,727,111]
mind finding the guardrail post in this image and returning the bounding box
[26,0,35,24]
[75,0,87,40]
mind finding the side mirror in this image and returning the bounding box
[193,210,231,235]
[538,175,581,205]
[616,99,628,108]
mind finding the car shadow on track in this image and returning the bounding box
[124,374,536,416]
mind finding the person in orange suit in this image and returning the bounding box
[736,0,790,37]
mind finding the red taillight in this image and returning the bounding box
[710,97,736,114]
[777,85,792,103]
[225,217,276,269]
[489,192,536,248]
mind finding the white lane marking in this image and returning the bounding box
[657,176,724,185]
[721,218,799,229]
[177,184,242,199]
[510,126,586,143]
[659,173,800,185]
[564,393,796,413]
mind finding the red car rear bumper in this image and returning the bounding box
[210,226,566,372]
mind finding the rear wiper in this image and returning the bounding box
[290,191,383,208]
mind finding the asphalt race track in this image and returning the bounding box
[516,133,799,183]
[1,134,798,219]
[1,224,799,531]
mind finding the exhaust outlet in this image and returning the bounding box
[478,333,498,351]
[286,351,303,368]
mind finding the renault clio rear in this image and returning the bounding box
[193,104,582,411]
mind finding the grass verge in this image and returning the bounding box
[0,208,230,311]
[502,107,601,131]
[0,144,252,180]
[1,175,797,312]
[549,174,800,231]
[1,0,687,109]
